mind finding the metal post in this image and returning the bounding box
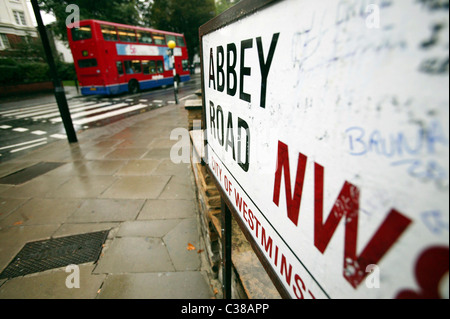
[221,198,232,299]
[31,0,77,143]
[171,50,179,105]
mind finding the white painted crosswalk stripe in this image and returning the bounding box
[50,134,67,139]
[31,130,47,135]
[0,137,48,151]
[36,102,109,120]
[1,99,152,140]
[12,127,29,132]
[14,101,98,119]
[10,140,48,153]
[73,103,148,125]
[0,102,56,115]
[50,102,129,123]
[13,107,59,119]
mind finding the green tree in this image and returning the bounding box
[215,0,240,15]
[38,0,142,41]
[146,0,216,64]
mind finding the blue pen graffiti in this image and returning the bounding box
[345,121,449,186]
[421,210,449,235]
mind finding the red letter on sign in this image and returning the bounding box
[314,163,412,288]
[273,141,307,226]
[396,246,449,299]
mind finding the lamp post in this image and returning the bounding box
[168,40,179,105]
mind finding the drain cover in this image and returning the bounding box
[0,230,109,279]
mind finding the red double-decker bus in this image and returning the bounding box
[67,19,190,96]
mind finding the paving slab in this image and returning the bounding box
[0,198,82,228]
[115,159,160,175]
[97,271,213,299]
[138,199,196,220]
[159,175,195,200]
[0,264,106,299]
[100,175,170,199]
[163,218,201,271]
[45,175,116,198]
[93,237,175,274]
[1,175,72,199]
[67,199,144,223]
[117,220,181,238]
[0,198,29,221]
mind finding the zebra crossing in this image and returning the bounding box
[0,97,165,159]
[0,98,158,126]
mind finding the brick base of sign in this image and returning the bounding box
[187,98,281,299]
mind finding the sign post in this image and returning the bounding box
[200,0,449,299]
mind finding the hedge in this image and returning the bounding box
[0,60,76,85]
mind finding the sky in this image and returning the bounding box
[25,0,57,26]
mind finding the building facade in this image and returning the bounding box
[0,0,38,51]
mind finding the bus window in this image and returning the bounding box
[118,28,137,43]
[137,31,153,44]
[101,25,117,41]
[166,35,176,45]
[176,36,185,47]
[142,60,149,74]
[149,61,156,74]
[116,61,124,75]
[156,60,164,73]
[153,33,165,45]
[78,58,97,68]
[142,60,157,74]
[182,60,189,71]
[125,60,141,74]
[71,26,92,41]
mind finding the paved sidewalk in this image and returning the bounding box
[0,103,214,299]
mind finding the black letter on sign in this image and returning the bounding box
[209,101,216,139]
[257,33,280,108]
[240,38,253,103]
[217,46,225,92]
[209,48,216,90]
[225,112,236,160]
[238,118,250,172]
[227,43,237,96]
[216,105,224,146]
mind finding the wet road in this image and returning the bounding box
[0,74,201,162]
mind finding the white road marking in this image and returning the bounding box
[0,137,48,151]
[0,125,12,129]
[0,102,56,115]
[31,130,47,135]
[12,127,29,132]
[50,103,128,123]
[179,94,195,101]
[73,103,148,125]
[10,141,48,153]
[36,102,110,120]
[50,134,67,139]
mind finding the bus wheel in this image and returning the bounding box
[128,80,139,94]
